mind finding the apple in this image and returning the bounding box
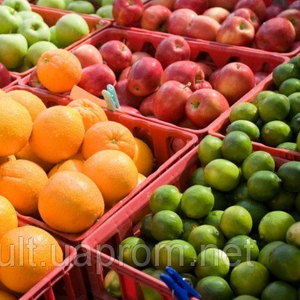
[155,35,191,69]
[17,19,51,47]
[78,63,116,97]
[173,0,209,14]
[72,44,103,69]
[2,0,31,11]
[36,0,66,9]
[208,0,239,11]
[234,0,266,21]
[197,62,213,78]
[176,117,198,129]
[216,16,255,46]
[49,26,61,48]
[213,62,255,105]
[278,9,300,41]
[185,88,229,128]
[291,41,300,51]
[112,0,144,27]
[197,80,213,89]
[209,69,220,86]
[0,5,22,34]
[131,52,151,65]
[254,71,269,84]
[186,15,221,40]
[265,4,285,20]
[96,5,113,18]
[140,5,172,32]
[118,66,131,80]
[263,0,272,7]
[255,17,296,52]
[28,69,45,89]
[55,14,90,48]
[18,11,44,22]
[150,0,176,10]
[64,0,74,7]
[227,8,260,31]
[127,57,163,97]
[290,1,300,10]
[102,0,114,5]
[203,7,230,24]
[139,92,156,116]
[0,63,12,88]
[0,34,28,70]
[67,1,95,14]
[166,8,197,36]
[161,61,205,91]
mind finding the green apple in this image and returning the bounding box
[15,58,32,72]
[96,5,112,18]
[49,26,61,47]
[18,11,44,22]
[36,0,66,9]
[2,0,32,12]
[64,0,74,7]
[67,1,95,14]
[101,0,113,6]
[0,34,28,70]
[55,14,90,48]
[17,19,51,46]
[0,6,23,34]
[26,41,57,67]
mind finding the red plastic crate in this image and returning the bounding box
[2,73,20,90]
[3,84,198,246]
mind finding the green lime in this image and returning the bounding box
[219,206,253,239]
[140,213,155,241]
[233,296,259,300]
[247,170,281,202]
[279,78,300,96]
[180,218,199,241]
[288,92,300,118]
[290,112,300,135]
[188,225,225,254]
[289,55,300,65]
[198,135,223,166]
[230,182,250,204]
[195,276,234,300]
[255,117,265,130]
[296,193,300,212]
[141,269,163,300]
[226,120,260,141]
[104,270,122,299]
[181,273,198,287]
[150,210,183,241]
[258,93,290,122]
[286,221,300,247]
[269,243,300,282]
[230,261,270,297]
[181,185,214,219]
[211,189,229,210]
[297,132,300,150]
[190,167,208,186]
[261,120,293,147]
[291,210,300,222]
[203,210,224,229]
[149,185,182,213]
[252,90,275,108]
[258,241,285,269]
[204,159,241,192]
[277,142,298,151]
[261,281,298,300]
[229,102,259,123]
[195,248,230,279]
[267,188,296,211]
[277,161,300,192]
[242,151,275,180]
[258,211,295,243]
[272,63,300,87]
[221,131,252,164]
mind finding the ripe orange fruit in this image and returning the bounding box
[67,98,108,131]
[0,97,32,156]
[83,149,138,207]
[137,173,146,185]
[0,196,18,240]
[29,106,85,164]
[0,156,15,166]
[0,89,6,97]
[6,90,46,121]
[0,159,48,216]
[36,49,82,93]
[82,121,136,160]
[0,226,63,293]
[38,171,104,233]
[48,158,84,178]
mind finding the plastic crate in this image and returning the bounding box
[2,73,20,90]
[3,84,198,246]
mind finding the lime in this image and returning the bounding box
[286,221,300,247]
[242,151,275,180]
[277,142,298,151]
[188,225,225,254]
[203,210,223,229]
[233,296,259,300]
[195,276,234,300]
[297,132,300,150]
[279,78,300,96]
[258,211,295,243]
[195,248,230,279]
[247,170,281,202]
[258,241,285,269]
[141,269,163,300]
[291,210,300,222]
[261,120,293,147]
[289,55,300,65]
[190,167,208,186]
[252,90,275,108]
[296,193,300,212]
[204,159,241,192]
[181,185,214,219]
[288,92,300,118]
[149,185,182,213]
[150,210,183,241]
[104,270,122,299]
[221,131,252,164]
[261,281,298,300]
[198,135,223,166]
[229,102,259,122]
[180,218,199,241]
[226,120,260,141]
[230,261,270,297]
[211,189,229,210]
[255,117,265,130]
[268,188,296,211]
[219,206,253,239]
[230,182,250,203]
[140,213,155,241]
[272,62,300,87]
[290,112,300,135]
[181,273,198,287]
[277,161,300,192]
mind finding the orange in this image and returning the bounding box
[29,106,85,164]
[0,196,17,240]
[38,171,104,233]
[132,137,154,176]
[138,173,146,185]
[0,159,48,216]
[0,156,15,166]
[0,226,63,293]
[0,89,6,97]
[0,97,32,157]
[6,90,46,121]
[83,149,138,207]
[36,48,82,93]
[48,158,84,178]
[0,290,17,300]
[82,121,136,160]
[67,98,108,131]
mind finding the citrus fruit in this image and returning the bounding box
[298,132,300,151]
[257,241,285,270]
[140,213,155,241]
[296,193,300,212]
[286,221,300,247]
[190,167,208,186]
[229,102,258,123]
[181,273,198,287]
[290,112,300,134]
[38,170,105,233]
[233,296,259,300]
[203,210,223,229]
[277,161,300,192]
[141,269,163,300]
[211,189,228,210]
[226,120,260,141]
[180,218,199,241]
[268,188,296,211]
[272,62,300,87]
[288,92,300,118]
[48,158,84,177]
[252,90,275,108]
[0,291,17,300]
[277,142,298,151]
[0,155,15,166]
[261,281,297,300]
[104,270,122,299]
[197,135,223,166]
[279,78,300,96]
[230,182,250,203]
[0,196,17,239]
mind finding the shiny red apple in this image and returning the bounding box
[265,4,285,20]
[173,0,209,14]
[278,9,300,41]
[0,63,12,88]
[203,7,231,24]
[139,92,156,116]
[227,8,260,31]
[234,0,266,21]
[72,44,103,69]
[208,0,239,11]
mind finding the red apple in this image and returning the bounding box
[176,117,198,129]
[78,64,116,97]
[254,71,269,84]
[170,137,186,153]
[185,88,229,128]
[197,62,213,79]
[153,80,192,124]
[209,69,220,86]
[166,8,197,36]
[186,15,221,41]
[203,7,231,24]
[227,8,260,31]
[99,40,132,75]
[291,41,300,51]
[198,80,213,89]
[278,9,300,41]
[216,16,255,46]
[208,0,239,11]
[234,0,266,21]
[72,44,103,69]
[155,35,191,69]
[131,52,151,65]
[255,17,296,52]
[28,69,45,89]
[139,92,156,116]
[150,0,176,10]
[213,62,255,105]
[161,61,205,91]
[290,1,300,10]
[173,0,209,14]
[265,4,285,20]
[263,0,273,7]
[0,63,12,88]
[127,57,163,97]
[112,0,144,27]
[118,66,131,81]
